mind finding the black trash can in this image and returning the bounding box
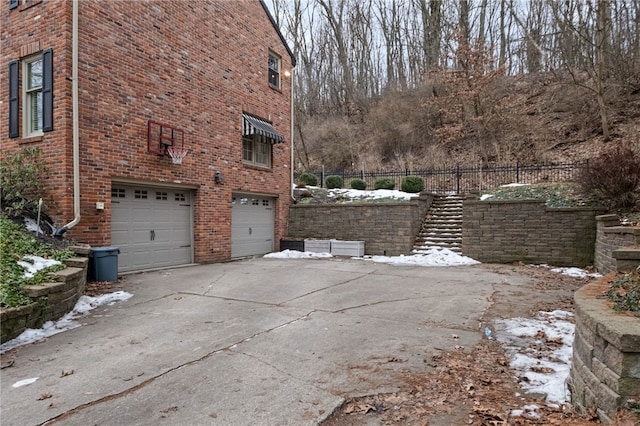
[89,246,120,282]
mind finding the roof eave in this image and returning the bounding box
[259,0,297,67]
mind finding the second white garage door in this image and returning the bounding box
[231,193,275,258]
[111,185,193,272]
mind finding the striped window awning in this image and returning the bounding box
[242,113,285,144]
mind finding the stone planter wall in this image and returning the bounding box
[287,193,433,256]
[1,255,89,344]
[569,277,640,423]
[462,198,606,266]
[594,214,640,274]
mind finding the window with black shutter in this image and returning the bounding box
[8,48,54,138]
[9,0,19,10]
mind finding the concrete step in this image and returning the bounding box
[413,244,462,253]
[416,233,462,241]
[413,195,464,252]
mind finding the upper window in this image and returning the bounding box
[8,0,42,11]
[8,48,53,139]
[24,55,43,136]
[243,134,271,168]
[268,52,281,89]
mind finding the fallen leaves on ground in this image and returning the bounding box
[324,340,603,425]
[84,278,125,297]
[321,264,633,426]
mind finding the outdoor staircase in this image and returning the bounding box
[413,194,464,253]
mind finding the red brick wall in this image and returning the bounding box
[1,0,74,222]
[2,0,293,263]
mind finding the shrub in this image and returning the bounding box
[606,270,640,313]
[0,148,49,216]
[297,173,318,187]
[374,177,395,190]
[350,179,367,190]
[401,176,424,193]
[325,175,343,189]
[579,143,640,210]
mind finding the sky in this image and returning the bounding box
[6,186,599,416]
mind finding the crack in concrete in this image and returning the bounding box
[282,269,385,305]
[177,291,281,307]
[202,272,227,296]
[40,310,317,425]
[331,296,482,332]
[333,296,418,313]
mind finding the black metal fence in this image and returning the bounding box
[295,161,589,194]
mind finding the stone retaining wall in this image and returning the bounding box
[462,198,606,266]
[594,214,640,274]
[1,256,89,344]
[569,278,640,423]
[287,194,433,256]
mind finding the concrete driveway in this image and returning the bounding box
[1,257,525,425]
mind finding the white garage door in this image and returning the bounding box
[111,185,193,272]
[231,193,275,258]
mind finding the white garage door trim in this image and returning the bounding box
[231,193,275,258]
[111,184,193,272]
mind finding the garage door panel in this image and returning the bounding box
[231,193,275,258]
[111,185,192,272]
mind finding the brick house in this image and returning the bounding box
[2,0,295,272]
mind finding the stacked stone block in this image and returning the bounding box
[570,282,640,423]
[594,214,640,274]
[462,198,606,266]
[287,194,432,256]
[1,256,89,344]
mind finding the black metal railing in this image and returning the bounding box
[295,161,589,194]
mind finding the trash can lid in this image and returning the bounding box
[91,246,120,252]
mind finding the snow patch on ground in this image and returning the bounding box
[23,218,43,234]
[17,255,61,278]
[11,377,39,388]
[495,310,575,415]
[549,266,602,278]
[365,248,480,267]
[0,291,133,354]
[534,264,602,279]
[263,249,333,259]
[265,247,479,267]
[501,183,531,187]
[328,188,419,201]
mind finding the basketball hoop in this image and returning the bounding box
[166,146,188,165]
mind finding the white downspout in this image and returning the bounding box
[290,66,295,200]
[55,0,80,236]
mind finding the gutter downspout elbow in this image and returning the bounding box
[55,0,80,238]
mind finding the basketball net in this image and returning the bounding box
[166,147,188,165]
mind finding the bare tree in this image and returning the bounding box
[417,0,443,70]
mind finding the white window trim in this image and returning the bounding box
[23,54,44,137]
[268,52,281,89]
[243,134,272,168]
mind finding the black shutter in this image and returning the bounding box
[42,48,53,132]
[9,60,19,138]
[9,0,19,10]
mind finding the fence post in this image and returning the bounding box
[320,170,325,188]
[456,164,461,194]
[516,162,520,183]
